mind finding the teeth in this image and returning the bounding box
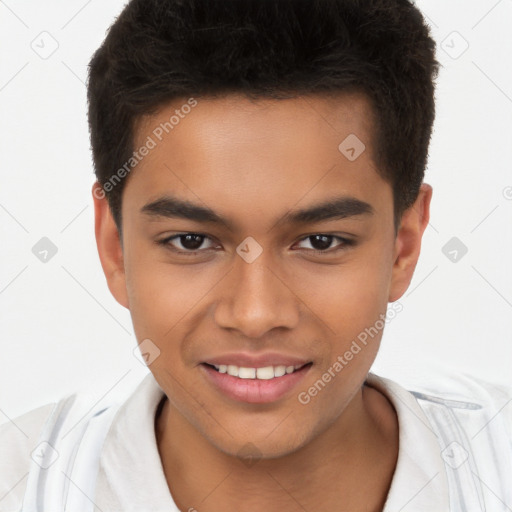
[210,363,305,380]
[238,367,256,379]
[255,366,274,380]
[274,366,286,377]
[227,365,239,377]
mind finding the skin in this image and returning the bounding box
[93,92,432,512]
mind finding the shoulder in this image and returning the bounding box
[402,370,512,427]
[411,372,512,457]
[368,368,512,463]
[371,369,512,506]
[371,368,512,424]
[0,389,121,511]
[0,402,56,510]
[403,371,512,449]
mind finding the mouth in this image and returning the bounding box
[203,362,311,380]
[200,362,313,403]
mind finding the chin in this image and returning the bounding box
[205,427,312,463]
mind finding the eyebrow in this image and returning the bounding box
[140,194,374,230]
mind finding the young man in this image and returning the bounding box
[1,0,511,511]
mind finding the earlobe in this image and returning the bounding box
[388,184,433,302]
[92,182,130,309]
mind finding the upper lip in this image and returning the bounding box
[202,352,312,368]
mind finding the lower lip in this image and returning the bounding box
[200,363,312,404]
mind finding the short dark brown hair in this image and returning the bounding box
[87,0,439,235]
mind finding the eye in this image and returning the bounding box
[157,232,355,255]
[158,233,218,253]
[294,234,354,252]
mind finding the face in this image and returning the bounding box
[94,93,430,459]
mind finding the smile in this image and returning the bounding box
[200,362,313,403]
[208,363,307,380]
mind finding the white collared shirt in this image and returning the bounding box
[1,370,511,511]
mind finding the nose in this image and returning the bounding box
[214,252,300,338]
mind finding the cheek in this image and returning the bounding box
[293,264,391,418]
[123,249,222,361]
[123,243,184,340]
[125,266,198,380]
[288,239,394,373]
[291,253,392,335]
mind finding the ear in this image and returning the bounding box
[388,183,433,302]
[92,182,129,309]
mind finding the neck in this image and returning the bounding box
[155,383,398,512]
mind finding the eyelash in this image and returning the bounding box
[156,233,355,255]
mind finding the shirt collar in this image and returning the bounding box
[97,371,450,511]
[96,372,176,511]
[366,372,450,511]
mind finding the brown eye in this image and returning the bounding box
[307,235,334,250]
[178,234,206,250]
[158,233,217,252]
[295,234,352,252]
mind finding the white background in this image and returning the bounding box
[0,0,511,420]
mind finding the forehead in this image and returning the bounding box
[123,92,391,230]
[134,91,377,164]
